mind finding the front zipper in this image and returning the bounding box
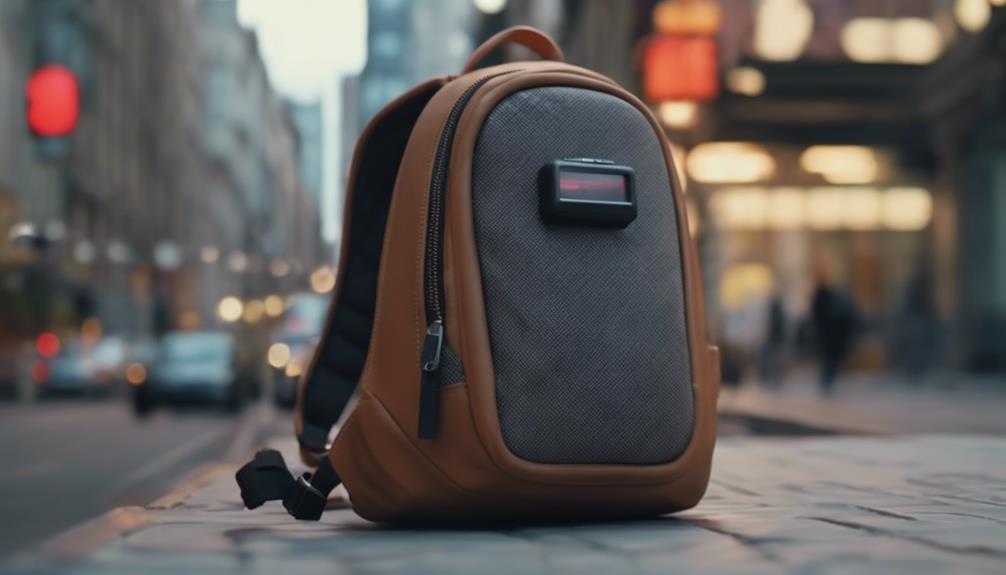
[417,70,515,440]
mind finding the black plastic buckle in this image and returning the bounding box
[283,473,327,521]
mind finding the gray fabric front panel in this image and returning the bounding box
[471,86,693,465]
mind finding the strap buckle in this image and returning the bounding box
[235,449,294,509]
[283,473,327,521]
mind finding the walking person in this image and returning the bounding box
[758,293,787,388]
[810,274,859,395]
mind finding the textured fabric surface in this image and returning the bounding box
[437,345,466,387]
[471,86,693,465]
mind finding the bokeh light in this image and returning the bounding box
[217,296,243,323]
[267,343,291,369]
[688,143,775,184]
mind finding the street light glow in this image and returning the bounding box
[766,188,806,230]
[658,101,699,129]
[73,241,96,264]
[228,252,248,273]
[801,146,878,184]
[753,0,813,61]
[264,294,285,317]
[842,188,882,230]
[200,246,219,264]
[268,343,291,369]
[473,0,506,15]
[269,258,290,277]
[955,0,991,33]
[725,67,766,96]
[841,18,943,64]
[710,187,768,230]
[310,266,336,294]
[243,299,265,324]
[841,18,891,63]
[217,296,243,323]
[806,188,845,230]
[883,187,933,231]
[125,362,147,386]
[687,142,775,184]
[892,19,942,64]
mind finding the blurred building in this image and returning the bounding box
[0,0,322,347]
[923,7,1006,371]
[287,102,324,202]
[199,0,322,327]
[484,0,1005,375]
[338,0,474,211]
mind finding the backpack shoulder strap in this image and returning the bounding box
[295,77,446,464]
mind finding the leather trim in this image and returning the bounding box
[462,26,565,74]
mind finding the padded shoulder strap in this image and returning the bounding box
[296,77,446,460]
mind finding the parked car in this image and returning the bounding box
[34,336,126,397]
[89,336,128,387]
[266,292,327,408]
[132,331,242,415]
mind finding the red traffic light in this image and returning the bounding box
[36,332,61,358]
[26,64,80,137]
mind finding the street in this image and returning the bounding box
[0,398,287,558]
[3,371,1003,561]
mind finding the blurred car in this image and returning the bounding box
[268,292,327,408]
[271,337,316,408]
[33,336,126,397]
[132,331,242,415]
[89,336,128,386]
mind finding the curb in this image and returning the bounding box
[32,462,229,559]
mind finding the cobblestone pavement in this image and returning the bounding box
[7,435,1005,575]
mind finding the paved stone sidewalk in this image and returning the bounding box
[7,435,1005,574]
[720,370,1006,435]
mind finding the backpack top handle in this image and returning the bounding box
[462,25,565,74]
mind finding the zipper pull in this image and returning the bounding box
[417,320,444,439]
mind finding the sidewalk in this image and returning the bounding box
[719,369,1006,435]
[8,435,1005,575]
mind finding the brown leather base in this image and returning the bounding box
[333,346,717,524]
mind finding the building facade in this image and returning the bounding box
[0,0,322,346]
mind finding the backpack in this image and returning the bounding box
[236,26,720,524]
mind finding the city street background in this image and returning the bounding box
[1,0,1005,572]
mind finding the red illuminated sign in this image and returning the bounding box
[643,35,718,102]
[26,65,80,137]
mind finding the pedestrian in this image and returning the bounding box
[758,293,787,388]
[810,272,859,395]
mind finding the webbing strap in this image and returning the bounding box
[235,449,341,521]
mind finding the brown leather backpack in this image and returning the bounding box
[237,26,720,524]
